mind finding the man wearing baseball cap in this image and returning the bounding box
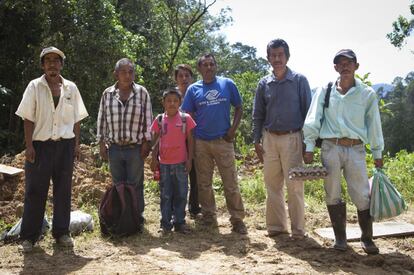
[303,49,384,254]
[16,46,88,252]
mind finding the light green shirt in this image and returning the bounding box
[303,78,384,159]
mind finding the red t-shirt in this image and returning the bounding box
[151,112,196,164]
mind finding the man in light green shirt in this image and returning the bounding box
[303,49,384,255]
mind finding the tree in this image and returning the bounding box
[382,72,414,155]
[0,0,143,154]
[387,1,414,49]
[218,42,269,77]
[116,0,230,113]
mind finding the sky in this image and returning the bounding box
[210,0,414,88]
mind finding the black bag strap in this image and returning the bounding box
[323,82,333,109]
[320,82,333,129]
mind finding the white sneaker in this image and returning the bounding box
[19,240,33,253]
[57,235,74,247]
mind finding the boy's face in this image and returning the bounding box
[163,93,181,115]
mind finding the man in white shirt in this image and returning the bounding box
[15,46,88,252]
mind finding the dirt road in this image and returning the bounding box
[1,206,413,274]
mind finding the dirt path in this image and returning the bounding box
[1,208,414,274]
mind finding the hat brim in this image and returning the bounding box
[334,54,356,64]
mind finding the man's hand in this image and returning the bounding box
[141,141,151,159]
[150,157,159,172]
[223,127,236,143]
[374,158,383,168]
[254,143,264,163]
[99,142,108,161]
[25,145,35,163]
[185,159,192,174]
[303,152,314,164]
[74,144,81,161]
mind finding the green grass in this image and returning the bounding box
[239,170,266,205]
[382,150,414,204]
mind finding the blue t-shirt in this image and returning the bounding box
[181,76,242,140]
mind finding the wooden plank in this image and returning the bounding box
[315,221,414,241]
[0,164,24,176]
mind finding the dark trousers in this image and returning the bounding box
[188,159,201,215]
[20,138,75,242]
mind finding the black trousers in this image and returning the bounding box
[188,159,201,215]
[20,138,75,242]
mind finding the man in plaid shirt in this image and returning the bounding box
[97,58,153,223]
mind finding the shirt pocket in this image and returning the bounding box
[347,102,365,128]
[62,99,75,125]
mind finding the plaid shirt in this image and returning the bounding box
[97,82,153,144]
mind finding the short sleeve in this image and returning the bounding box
[181,88,195,113]
[72,85,88,122]
[151,118,160,133]
[228,79,242,107]
[185,114,196,133]
[15,81,36,122]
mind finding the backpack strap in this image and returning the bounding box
[156,114,164,137]
[320,82,334,126]
[179,111,187,134]
[323,82,333,109]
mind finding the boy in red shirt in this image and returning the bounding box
[151,88,196,233]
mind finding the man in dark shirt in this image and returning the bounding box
[252,39,311,239]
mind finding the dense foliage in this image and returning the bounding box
[0,0,413,165]
[381,72,414,155]
[0,0,267,154]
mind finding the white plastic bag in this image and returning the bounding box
[69,210,94,235]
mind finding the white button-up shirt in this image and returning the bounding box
[15,75,88,141]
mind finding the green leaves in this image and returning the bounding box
[387,1,414,49]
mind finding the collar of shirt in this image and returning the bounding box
[39,74,70,89]
[109,82,138,99]
[333,77,363,97]
[265,67,294,84]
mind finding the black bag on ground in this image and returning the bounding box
[99,183,142,237]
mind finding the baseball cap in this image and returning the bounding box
[333,49,357,64]
[40,46,66,60]
[162,87,182,99]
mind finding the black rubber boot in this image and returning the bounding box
[357,209,379,255]
[327,202,347,251]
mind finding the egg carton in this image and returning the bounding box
[288,165,328,181]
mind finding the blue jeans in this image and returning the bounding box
[159,163,188,230]
[108,144,145,216]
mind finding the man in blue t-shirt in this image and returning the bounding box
[181,53,247,234]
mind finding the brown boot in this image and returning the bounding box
[357,209,379,255]
[327,202,347,251]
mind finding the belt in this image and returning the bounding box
[266,128,301,136]
[325,138,363,147]
[113,140,138,146]
[46,138,63,142]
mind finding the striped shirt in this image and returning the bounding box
[97,82,153,144]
